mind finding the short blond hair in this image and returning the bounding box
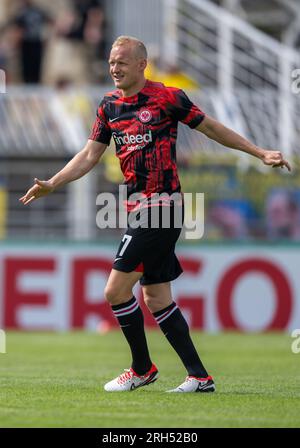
[112,36,147,59]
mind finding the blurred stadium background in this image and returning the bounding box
[0,0,300,333]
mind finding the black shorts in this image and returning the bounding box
[113,205,184,285]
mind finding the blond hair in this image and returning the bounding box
[112,36,147,59]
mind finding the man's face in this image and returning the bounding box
[109,44,146,92]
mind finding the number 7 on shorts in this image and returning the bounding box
[118,234,132,256]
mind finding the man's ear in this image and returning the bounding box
[139,59,147,71]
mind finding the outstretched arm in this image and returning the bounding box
[196,115,291,171]
[19,140,107,205]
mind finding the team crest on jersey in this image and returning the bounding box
[138,109,152,123]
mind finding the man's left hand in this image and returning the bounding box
[262,150,291,171]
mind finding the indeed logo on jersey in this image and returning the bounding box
[112,130,152,151]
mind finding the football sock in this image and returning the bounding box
[111,296,152,375]
[153,302,209,378]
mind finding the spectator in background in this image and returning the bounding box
[145,58,199,90]
[0,26,19,82]
[265,190,300,240]
[159,63,199,90]
[12,0,53,83]
[55,0,105,83]
[208,201,250,240]
[60,0,104,46]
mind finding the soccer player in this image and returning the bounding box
[20,36,291,393]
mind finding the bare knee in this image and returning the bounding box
[104,284,133,306]
[143,283,172,313]
[144,292,172,313]
[104,269,142,306]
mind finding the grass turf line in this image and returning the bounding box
[0,331,299,428]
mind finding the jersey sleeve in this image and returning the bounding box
[166,88,205,128]
[89,100,112,145]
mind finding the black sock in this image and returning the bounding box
[153,302,209,378]
[111,296,152,375]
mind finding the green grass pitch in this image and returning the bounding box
[0,331,299,428]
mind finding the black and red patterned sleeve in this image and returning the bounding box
[166,88,205,128]
[89,100,112,145]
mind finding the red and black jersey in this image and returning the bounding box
[89,80,205,210]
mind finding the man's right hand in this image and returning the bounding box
[19,178,55,205]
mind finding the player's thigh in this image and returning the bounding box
[142,282,173,313]
[104,268,142,304]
